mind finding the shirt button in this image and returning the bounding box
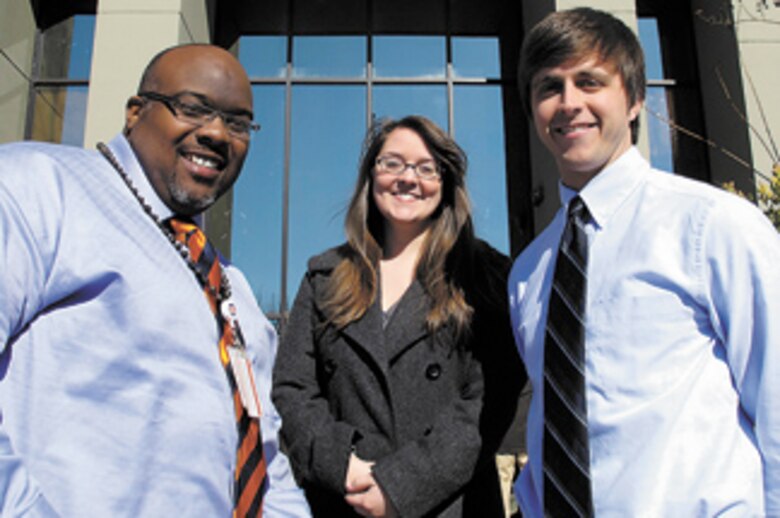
[425,363,442,380]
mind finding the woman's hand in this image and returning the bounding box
[345,468,398,518]
[345,453,374,489]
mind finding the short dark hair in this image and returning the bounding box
[518,7,646,142]
[136,43,214,93]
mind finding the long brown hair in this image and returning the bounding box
[320,115,480,336]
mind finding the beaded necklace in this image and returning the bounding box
[97,142,231,305]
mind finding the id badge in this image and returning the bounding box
[222,299,262,419]
[227,346,262,419]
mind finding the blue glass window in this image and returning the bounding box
[452,37,500,79]
[638,18,664,81]
[239,36,287,78]
[293,36,366,78]
[373,36,445,78]
[231,85,286,314]
[67,16,94,79]
[288,85,366,293]
[639,17,675,172]
[31,15,95,146]
[372,85,448,130]
[454,85,508,253]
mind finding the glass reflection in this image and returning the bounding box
[239,36,287,78]
[294,36,366,78]
[638,18,664,81]
[645,87,675,172]
[231,85,286,313]
[32,86,87,146]
[373,36,445,78]
[288,85,366,302]
[454,85,508,253]
[452,37,499,78]
[373,85,448,130]
[37,15,94,80]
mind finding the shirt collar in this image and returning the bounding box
[557,146,649,229]
[105,134,203,226]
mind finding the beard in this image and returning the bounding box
[168,180,218,214]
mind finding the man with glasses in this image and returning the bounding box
[0,44,309,516]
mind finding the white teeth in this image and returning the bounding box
[556,123,595,134]
[188,154,219,169]
[394,193,418,200]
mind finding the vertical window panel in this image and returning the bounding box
[372,85,448,130]
[638,18,664,81]
[60,86,88,146]
[293,36,366,78]
[372,36,445,78]
[231,85,286,314]
[37,15,94,80]
[239,36,287,78]
[454,85,509,253]
[452,37,500,79]
[645,87,675,172]
[288,85,366,300]
[30,15,94,144]
[67,15,95,80]
[639,16,675,173]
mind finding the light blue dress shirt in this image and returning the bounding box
[509,147,780,517]
[0,135,310,517]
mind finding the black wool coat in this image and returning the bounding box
[272,242,525,517]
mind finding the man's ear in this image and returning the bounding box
[124,96,144,135]
[628,99,643,122]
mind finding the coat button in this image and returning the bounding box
[425,363,442,380]
[323,359,336,374]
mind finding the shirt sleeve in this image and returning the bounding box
[0,149,61,516]
[703,195,780,514]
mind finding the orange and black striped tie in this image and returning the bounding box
[168,217,268,518]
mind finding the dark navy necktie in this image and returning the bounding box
[543,197,593,517]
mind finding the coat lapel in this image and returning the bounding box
[341,297,388,372]
[384,280,430,362]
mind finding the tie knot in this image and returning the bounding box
[166,216,211,266]
[568,196,589,223]
[167,216,199,240]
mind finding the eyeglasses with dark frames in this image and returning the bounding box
[375,155,441,181]
[137,91,260,139]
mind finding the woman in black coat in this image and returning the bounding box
[272,115,525,517]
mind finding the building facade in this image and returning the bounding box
[2,0,778,323]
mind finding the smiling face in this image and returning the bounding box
[125,45,253,215]
[371,127,443,237]
[530,56,642,190]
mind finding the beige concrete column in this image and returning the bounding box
[0,0,36,143]
[83,0,211,148]
[733,3,780,188]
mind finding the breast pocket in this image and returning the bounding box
[589,292,708,396]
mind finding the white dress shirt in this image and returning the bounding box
[509,147,780,516]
